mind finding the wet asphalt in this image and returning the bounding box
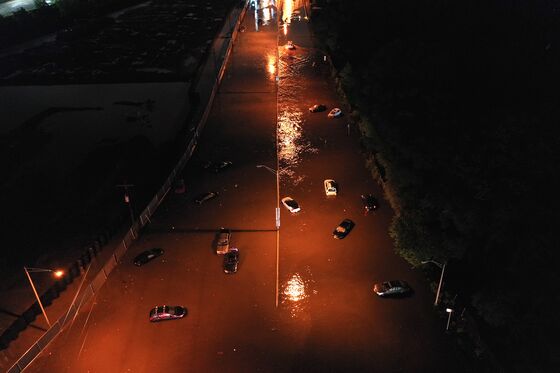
[28,1,465,372]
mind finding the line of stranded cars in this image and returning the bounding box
[138,141,409,321]
[279,116,411,297]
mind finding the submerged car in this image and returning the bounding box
[133,248,164,266]
[361,194,379,212]
[212,161,232,172]
[203,160,232,173]
[373,280,412,297]
[328,108,342,118]
[281,196,301,213]
[324,179,338,196]
[309,104,327,113]
[149,305,187,322]
[216,228,231,255]
[223,247,239,274]
[194,191,218,204]
[333,219,355,239]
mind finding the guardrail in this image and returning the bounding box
[6,2,249,372]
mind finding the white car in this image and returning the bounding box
[328,108,342,118]
[324,179,337,196]
[216,228,231,255]
[281,196,301,213]
[285,41,295,50]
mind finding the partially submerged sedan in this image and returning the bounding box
[333,219,355,239]
[324,179,338,196]
[149,305,187,322]
[216,228,231,255]
[308,104,327,113]
[327,108,342,118]
[194,191,218,204]
[133,248,164,266]
[281,196,301,213]
[223,247,239,274]
[373,280,412,297]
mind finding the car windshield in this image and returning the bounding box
[286,200,298,208]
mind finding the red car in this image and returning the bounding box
[149,305,187,322]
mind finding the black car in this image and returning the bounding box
[333,219,355,239]
[223,247,239,274]
[373,280,412,297]
[202,160,232,173]
[194,191,218,204]
[309,104,327,113]
[133,248,164,266]
[361,194,379,212]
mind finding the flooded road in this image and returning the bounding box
[27,1,465,372]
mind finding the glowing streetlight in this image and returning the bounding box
[24,267,64,328]
[446,308,454,331]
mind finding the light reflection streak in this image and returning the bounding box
[282,0,293,24]
[282,273,309,318]
[284,273,306,302]
[266,53,276,77]
[278,109,303,164]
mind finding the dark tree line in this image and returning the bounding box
[312,0,560,371]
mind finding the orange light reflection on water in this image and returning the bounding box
[278,109,303,164]
[283,273,306,302]
[266,53,276,77]
[282,0,293,24]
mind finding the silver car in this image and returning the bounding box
[194,191,218,204]
[373,280,412,297]
[324,179,337,196]
[216,228,231,255]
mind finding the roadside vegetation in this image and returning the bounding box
[311,1,559,371]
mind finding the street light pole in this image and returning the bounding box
[23,267,64,328]
[446,308,454,331]
[421,259,447,306]
[256,164,280,308]
[435,261,447,306]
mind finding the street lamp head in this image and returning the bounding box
[53,270,64,278]
[256,164,277,175]
[446,308,453,313]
